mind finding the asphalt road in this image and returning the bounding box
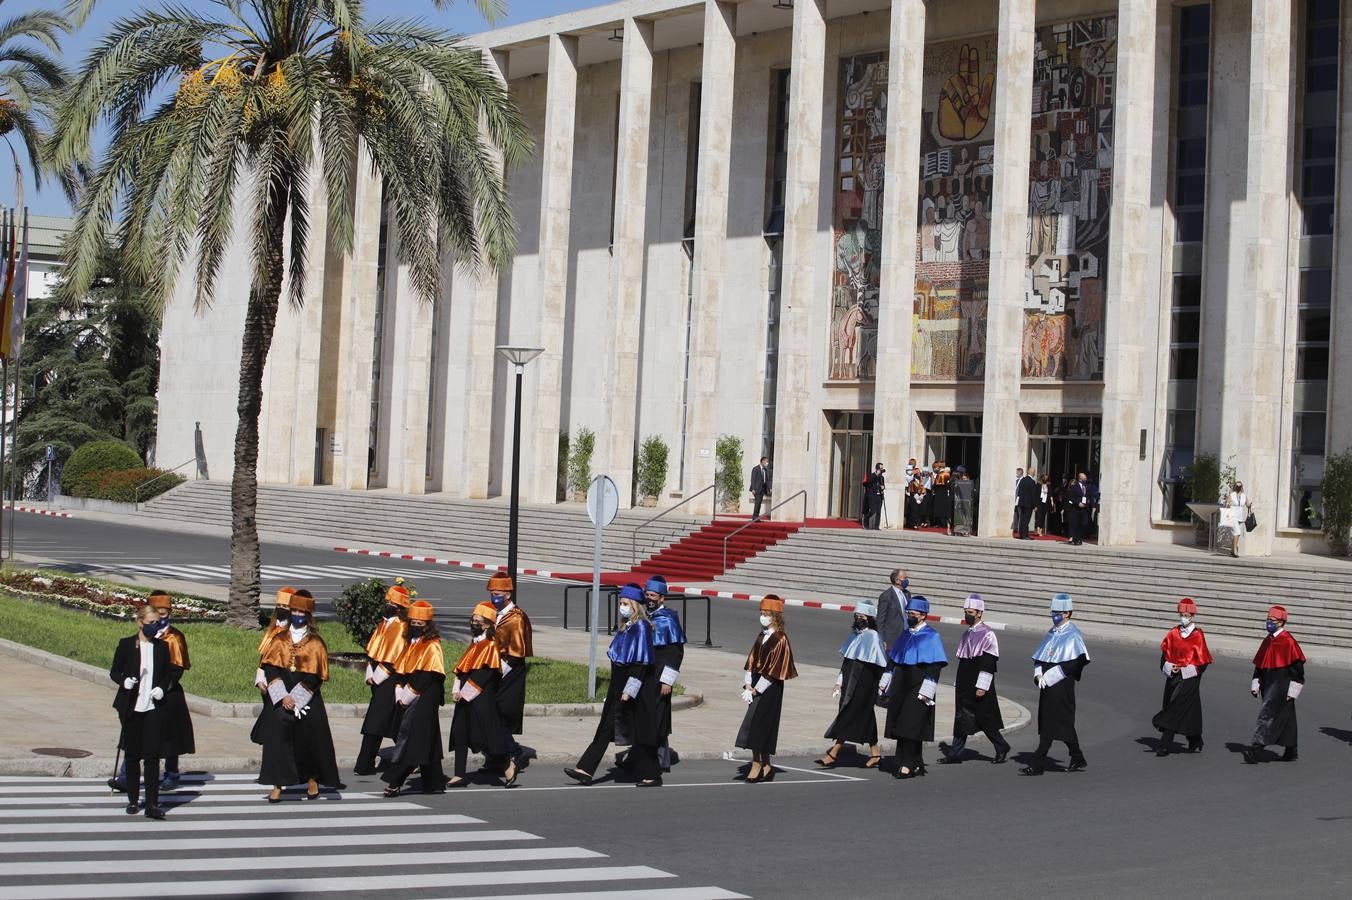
[6,513,1352,896]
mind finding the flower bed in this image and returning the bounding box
[0,568,225,622]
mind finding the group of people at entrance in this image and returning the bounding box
[1012,466,1099,543]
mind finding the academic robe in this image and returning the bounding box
[1031,622,1091,744]
[155,625,196,756]
[645,606,686,744]
[736,630,798,754]
[384,637,445,777]
[954,623,1004,738]
[591,619,659,749]
[1251,629,1306,748]
[824,627,887,744]
[1152,625,1213,738]
[493,605,533,735]
[884,625,948,742]
[109,636,173,758]
[361,617,408,739]
[252,630,341,787]
[449,638,508,757]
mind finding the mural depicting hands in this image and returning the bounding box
[938,44,994,141]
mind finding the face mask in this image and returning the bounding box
[383,604,400,619]
[964,612,977,626]
[1051,612,1065,626]
[852,619,867,632]
[155,615,169,628]
[1265,620,1279,635]
[759,614,772,628]
[275,608,289,623]
[908,616,924,629]
[142,622,160,639]
[1179,615,1193,628]
[898,578,910,590]
[469,622,484,637]
[619,604,633,620]
[490,593,508,609]
[290,614,308,629]
[407,623,426,637]
[646,598,660,612]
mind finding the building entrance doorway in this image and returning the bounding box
[921,413,983,480]
[1027,416,1102,488]
[827,411,873,521]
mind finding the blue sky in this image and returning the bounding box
[1,0,591,215]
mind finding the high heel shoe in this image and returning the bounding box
[503,760,519,787]
[815,748,840,768]
[267,787,283,803]
[864,755,882,769]
[563,767,593,785]
[306,778,320,800]
[382,784,401,798]
[445,777,468,789]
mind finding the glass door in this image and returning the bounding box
[828,412,874,520]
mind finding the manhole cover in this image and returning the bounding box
[31,748,92,759]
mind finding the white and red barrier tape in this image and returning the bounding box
[333,545,1006,630]
[3,504,72,519]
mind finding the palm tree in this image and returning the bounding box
[51,0,531,626]
[0,2,69,198]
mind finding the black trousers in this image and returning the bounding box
[1016,505,1034,538]
[1032,736,1085,766]
[356,734,384,772]
[127,755,160,808]
[577,703,659,780]
[1068,507,1089,543]
[385,756,445,789]
[752,490,768,519]
[894,737,924,771]
[947,727,1010,758]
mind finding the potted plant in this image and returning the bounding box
[716,434,744,513]
[636,435,669,507]
[1180,453,1235,547]
[1319,449,1352,556]
[567,427,595,502]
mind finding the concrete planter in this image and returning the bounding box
[53,495,140,515]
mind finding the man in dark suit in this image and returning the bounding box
[1065,471,1097,545]
[749,457,771,520]
[1015,467,1040,539]
[875,568,910,650]
[861,463,886,529]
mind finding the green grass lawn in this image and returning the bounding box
[0,592,622,704]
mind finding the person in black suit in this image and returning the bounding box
[110,605,174,819]
[861,463,885,529]
[875,568,910,650]
[749,457,771,520]
[1065,471,1097,545]
[1015,468,1040,539]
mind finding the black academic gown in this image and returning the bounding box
[362,670,401,740]
[1152,658,1209,738]
[450,665,509,756]
[824,657,884,745]
[954,653,1005,737]
[109,637,173,759]
[252,663,342,787]
[596,661,658,749]
[387,670,445,773]
[1253,661,1304,748]
[1034,655,1089,743]
[884,661,945,742]
[647,640,684,744]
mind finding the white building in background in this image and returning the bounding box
[157,0,1351,557]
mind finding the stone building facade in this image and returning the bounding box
[157,0,1350,556]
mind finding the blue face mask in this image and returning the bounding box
[899,578,910,590]
[142,622,160,639]
[490,593,508,609]
[1051,612,1065,626]
[290,614,308,628]
[156,615,170,629]
[1265,620,1279,635]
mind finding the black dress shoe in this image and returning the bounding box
[938,754,962,764]
[1018,766,1044,776]
[125,802,140,814]
[1067,759,1088,772]
[144,806,166,820]
[444,777,468,789]
[563,768,593,785]
[635,777,663,787]
[1280,747,1298,762]
[991,750,1008,764]
[1155,747,1170,757]
[1187,739,1204,754]
[1241,747,1260,764]
[352,766,375,777]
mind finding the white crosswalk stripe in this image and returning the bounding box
[0,777,749,900]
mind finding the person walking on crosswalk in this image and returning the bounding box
[109,605,172,819]
[486,571,534,774]
[447,602,516,788]
[354,584,411,776]
[254,591,342,802]
[382,600,447,795]
[146,591,195,790]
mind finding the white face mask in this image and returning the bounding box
[619,604,633,620]
[1179,615,1193,628]
[759,614,772,628]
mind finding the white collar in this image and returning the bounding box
[1179,622,1196,638]
[498,601,517,616]
[383,615,398,624]
[1052,620,1071,632]
[472,633,487,644]
[289,625,308,644]
[1270,626,1285,638]
[910,621,928,633]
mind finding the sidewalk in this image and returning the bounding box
[0,624,1028,777]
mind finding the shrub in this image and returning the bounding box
[716,434,744,506]
[556,432,570,501]
[68,467,185,502]
[567,427,595,496]
[1320,449,1352,553]
[637,435,669,500]
[62,440,142,488]
[332,576,418,647]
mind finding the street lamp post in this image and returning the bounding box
[496,346,544,586]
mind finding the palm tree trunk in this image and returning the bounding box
[227,187,290,628]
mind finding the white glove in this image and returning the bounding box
[294,705,310,719]
[1162,661,1176,677]
[1250,678,1260,697]
[741,689,754,704]
[123,677,138,689]
[150,687,164,701]
[878,672,893,694]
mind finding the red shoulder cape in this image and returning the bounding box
[1252,630,1306,669]
[1161,627,1213,667]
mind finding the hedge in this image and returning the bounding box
[62,440,143,486]
[68,466,185,503]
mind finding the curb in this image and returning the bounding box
[3,504,71,519]
[332,546,1007,630]
[0,637,703,719]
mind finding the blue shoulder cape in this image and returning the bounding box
[650,606,687,646]
[1032,622,1090,664]
[888,625,948,666]
[840,628,889,667]
[608,618,653,665]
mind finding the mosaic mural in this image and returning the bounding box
[1023,15,1117,380]
[829,52,887,381]
[913,37,998,381]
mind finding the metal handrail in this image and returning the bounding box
[133,458,200,507]
[631,482,719,567]
[722,489,807,573]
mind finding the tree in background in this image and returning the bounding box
[51,1,529,627]
[0,2,69,193]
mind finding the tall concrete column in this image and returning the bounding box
[1326,5,1352,456]
[602,17,655,506]
[977,0,1035,537]
[383,240,435,495]
[770,0,827,523]
[527,34,579,504]
[1098,0,1159,545]
[1200,0,1293,555]
[685,0,737,515]
[872,0,926,527]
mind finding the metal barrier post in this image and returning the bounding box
[704,595,713,647]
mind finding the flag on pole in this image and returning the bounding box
[0,209,15,360]
[3,210,30,361]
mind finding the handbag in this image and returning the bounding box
[1245,512,1257,533]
